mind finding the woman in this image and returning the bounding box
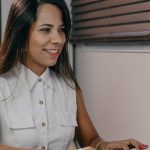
[0,0,148,150]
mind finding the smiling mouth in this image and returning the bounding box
[43,48,59,54]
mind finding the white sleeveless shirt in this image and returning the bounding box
[0,63,77,150]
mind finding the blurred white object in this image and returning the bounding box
[68,141,77,150]
[68,141,96,150]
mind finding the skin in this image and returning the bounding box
[26,4,66,76]
[0,3,148,150]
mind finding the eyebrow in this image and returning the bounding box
[39,24,65,27]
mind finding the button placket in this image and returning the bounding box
[39,100,44,105]
[35,78,48,148]
[38,78,42,82]
[42,122,46,127]
[41,145,46,150]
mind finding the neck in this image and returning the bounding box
[24,62,47,76]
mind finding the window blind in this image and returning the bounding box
[71,0,150,44]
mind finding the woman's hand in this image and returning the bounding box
[99,139,148,150]
[76,139,148,150]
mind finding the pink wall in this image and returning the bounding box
[75,44,150,146]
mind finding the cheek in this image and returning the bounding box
[64,37,66,44]
[62,35,67,45]
[29,37,45,50]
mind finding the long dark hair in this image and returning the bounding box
[0,0,79,89]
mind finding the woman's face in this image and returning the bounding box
[26,4,66,75]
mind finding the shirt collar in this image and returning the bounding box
[14,62,54,91]
[40,67,54,89]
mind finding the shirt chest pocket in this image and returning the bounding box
[56,112,78,127]
[54,112,77,141]
[48,112,78,149]
[6,114,39,148]
[7,114,34,129]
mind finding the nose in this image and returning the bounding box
[50,31,64,44]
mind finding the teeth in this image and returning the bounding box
[44,49,58,53]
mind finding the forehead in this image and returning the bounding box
[35,3,63,25]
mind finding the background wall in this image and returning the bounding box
[1,0,11,38]
[75,44,150,146]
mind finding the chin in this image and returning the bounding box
[47,62,57,67]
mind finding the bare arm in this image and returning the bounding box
[75,88,102,148]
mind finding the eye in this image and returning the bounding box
[39,28,51,33]
[59,26,65,32]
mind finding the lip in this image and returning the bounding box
[43,48,60,57]
[43,48,59,53]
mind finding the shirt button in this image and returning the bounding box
[39,100,43,104]
[41,146,46,150]
[42,122,46,127]
[38,78,42,82]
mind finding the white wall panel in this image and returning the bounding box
[75,44,150,146]
[1,0,12,39]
